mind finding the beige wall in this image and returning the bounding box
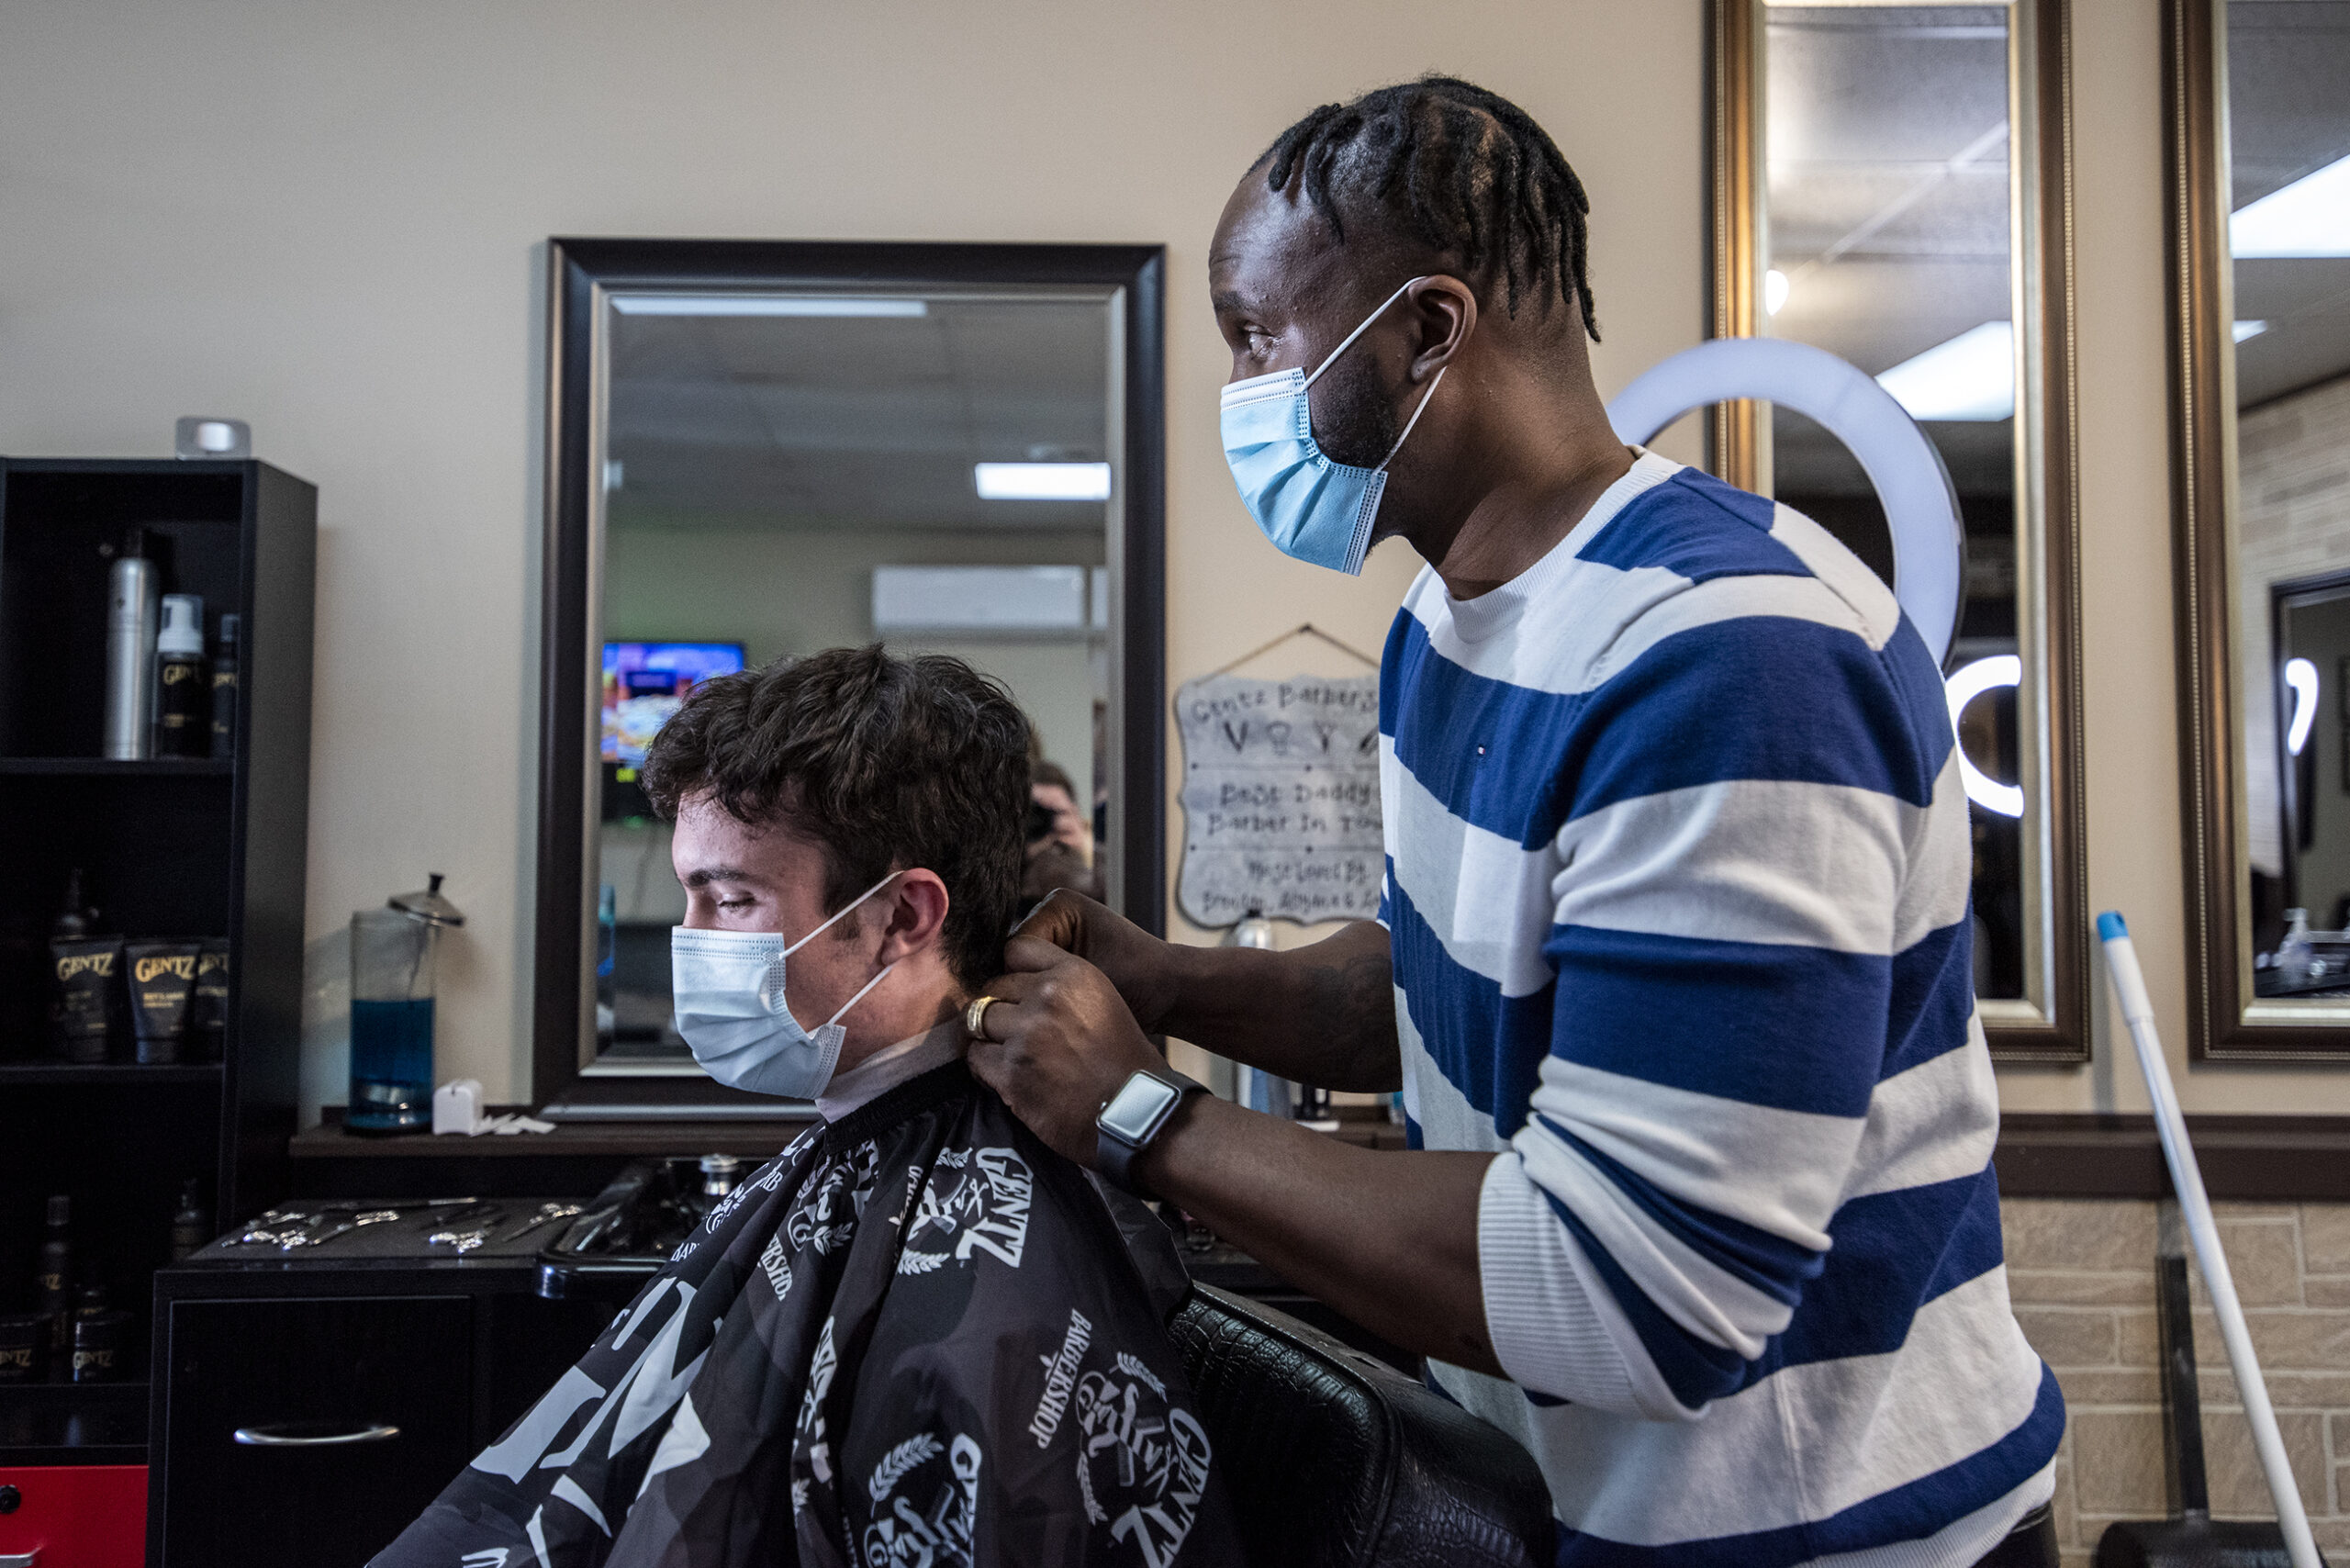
[2,0,2341,1116]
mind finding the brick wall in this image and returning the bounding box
[2003,1197,2350,1563]
[2236,372,2350,876]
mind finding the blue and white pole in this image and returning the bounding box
[2097,911,2322,1568]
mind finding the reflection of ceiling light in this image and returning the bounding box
[974,462,1112,501]
[1765,269,1791,316]
[2233,319,2270,342]
[1945,655,2025,818]
[1876,321,2014,422]
[610,296,929,317]
[2231,152,2350,257]
[2287,657,2320,756]
[604,459,624,492]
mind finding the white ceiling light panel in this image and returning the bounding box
[610,296,929,318]
[1874,320,2015,422]
[973,462,1112,501]
[2231,152,2350,258]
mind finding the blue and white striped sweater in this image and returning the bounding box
[1378,454,2060,1567]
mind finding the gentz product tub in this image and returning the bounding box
[125,939,204,1065]
[190,938,230,1061]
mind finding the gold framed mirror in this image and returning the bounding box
[1709,0,2087,1058]
[2167,0,2350,1058]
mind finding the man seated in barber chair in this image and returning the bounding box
[372,645,1244,1567]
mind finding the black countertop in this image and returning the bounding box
[285,1103,1409,1200]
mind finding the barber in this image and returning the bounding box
[968,76,2062,1568]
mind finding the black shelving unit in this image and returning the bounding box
[0,457,314,1472]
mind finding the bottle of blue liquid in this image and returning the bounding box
[595,883,618,1048]
[347,874,464,1135]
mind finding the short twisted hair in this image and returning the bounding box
[1259,75,1600,340]
[642,645,1031,991]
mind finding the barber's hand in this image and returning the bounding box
[966,936,1162,1169]
[1011,890,1182,1035]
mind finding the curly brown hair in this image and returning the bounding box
[641,645,1032,991]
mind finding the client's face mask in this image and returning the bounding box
[670,872,900,1098]
[1219,277,1451,576]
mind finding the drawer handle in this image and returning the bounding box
[0,1551,36,1567]
[232,1421,401,1447]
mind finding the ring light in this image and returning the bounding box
[2286,657,2319,757]
[1605,337,1965,667]
[1943,655,2026,818]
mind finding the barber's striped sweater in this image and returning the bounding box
[1381,453,2061,1567]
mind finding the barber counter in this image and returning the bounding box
[147,1196,613,1568]
[141,1119,1547,1568]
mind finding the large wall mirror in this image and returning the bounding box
[2170,0,2350,1057]
[535,241,1166,1112]
[1710,0,2087,1057]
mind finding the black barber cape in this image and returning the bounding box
[371,1061,1241,1568]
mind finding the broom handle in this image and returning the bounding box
[2098,913,2322,1568]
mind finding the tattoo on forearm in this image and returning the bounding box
[1301,946,1396,1085]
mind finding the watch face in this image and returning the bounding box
[1100,1073,1181,1143]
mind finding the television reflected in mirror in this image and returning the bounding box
[537,242,1166,1110]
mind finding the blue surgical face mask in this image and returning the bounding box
[669,871,900,1099]
[1219,277,1451,576]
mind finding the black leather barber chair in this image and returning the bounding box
[1172,1283,1554,1568]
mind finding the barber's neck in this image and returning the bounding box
[1398,344,1635,601]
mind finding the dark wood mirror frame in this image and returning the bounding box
[2165,0,2350,1059]
[532,239,1168,1109]
[1707,0,2089,1060]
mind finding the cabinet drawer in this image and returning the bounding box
[159,1296,471,1568]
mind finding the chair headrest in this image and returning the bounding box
[1171,1283,1553,1568]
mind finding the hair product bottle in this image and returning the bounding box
[153,594,208,758]
[72,1308,129,1383]
[209,612,240,758]
[35,1196,73,1356]
[103,528,160,760]
[169,1179,211,1261]
[1227,909,1297,1119]
[49,869,119,1064]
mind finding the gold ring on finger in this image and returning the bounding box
[965,994,1000,1040]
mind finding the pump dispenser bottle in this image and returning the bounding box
[153,595,208,757]
[104,529,160,759]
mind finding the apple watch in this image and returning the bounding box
[1093,1067,1207,1198]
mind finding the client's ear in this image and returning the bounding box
[873,869,951,966]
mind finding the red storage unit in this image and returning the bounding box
[0,1463,147,1568]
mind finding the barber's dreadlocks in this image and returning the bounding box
[1260,76,1600,341]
